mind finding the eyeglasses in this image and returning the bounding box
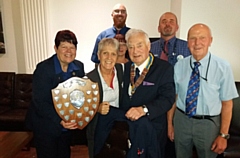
[113,9,126,14]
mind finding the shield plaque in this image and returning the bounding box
[51,77,99,129]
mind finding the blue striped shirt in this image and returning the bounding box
[150,37,191,66]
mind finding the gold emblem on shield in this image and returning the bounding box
[51,77,99,129]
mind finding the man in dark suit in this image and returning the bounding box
[87,38,160,158]
[121,28,175,158]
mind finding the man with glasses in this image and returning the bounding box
[91,3,130,63]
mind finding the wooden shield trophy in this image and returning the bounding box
[51,77,99,129]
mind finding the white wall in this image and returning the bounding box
[178,0,240,81]
[0,0,239,81]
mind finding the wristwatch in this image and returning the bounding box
[142,105,149,115]
[219,133,230,139]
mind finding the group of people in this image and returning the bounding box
[25,3,239,158]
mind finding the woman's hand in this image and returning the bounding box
[98,101,110,115]
[60,120,78,130]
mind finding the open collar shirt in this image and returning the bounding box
[98,65,119,108]
[53,54,80,80]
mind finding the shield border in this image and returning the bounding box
[51,77,99,129]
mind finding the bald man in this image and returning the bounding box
[150,12,190,66]
[91,3,130,63]
[168,23,238,157]
[151,12,191,158]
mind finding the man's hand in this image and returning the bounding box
[168,123,174,142]
[211,136,227,154]
[98,101,110,115]
[60,120,78,130]
[125,106,145,121]
[211,100,232,154]
[167,101,177,142]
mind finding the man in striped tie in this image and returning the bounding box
[168,23,239,158]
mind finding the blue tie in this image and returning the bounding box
[134,68,140,83]
[186,62,201,117]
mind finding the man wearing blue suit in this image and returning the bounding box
[121,28,175,158]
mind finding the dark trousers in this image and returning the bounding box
[151,114,168,158]
[165,139,176,158]
[33,130,72,158]
[94,107,160,158]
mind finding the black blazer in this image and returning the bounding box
[25,55,85,136]
[121,57,175,130]
[86,64,123,158]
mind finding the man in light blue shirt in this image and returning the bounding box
[168,23,239,158]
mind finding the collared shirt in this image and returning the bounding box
[128,55,150,95]
[53,54,80,80]
[174,52,239,115]
[91,26,130,63]
[150,37,191,66]
[134,55,149,75]
[98,65,119,108]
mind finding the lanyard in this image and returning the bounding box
[190,53,211,82]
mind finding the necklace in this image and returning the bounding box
[130,53,154,96]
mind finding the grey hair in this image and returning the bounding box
[125,28,150,45]
[97,38,119,54]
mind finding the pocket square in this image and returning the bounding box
[143,81,155,86]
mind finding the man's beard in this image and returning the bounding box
[162,32,173,36]
[162,27,173,36]
[114,19,126,29]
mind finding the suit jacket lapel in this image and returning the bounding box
[87,68,104,103]
[130,59,157,97]
[115,64,123,103]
